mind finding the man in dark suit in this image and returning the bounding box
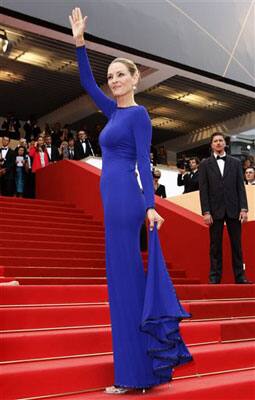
[199,132,250,284]
[0,136,15,196]
[74,130,94,160]
[67,138,75,160]
[45,135,60,162]
[177,157,200,193]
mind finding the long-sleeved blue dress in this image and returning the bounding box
[76,46,192,389]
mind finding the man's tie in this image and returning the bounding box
[216,155,226,161]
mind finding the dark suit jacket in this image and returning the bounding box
[74,140,93,160]
[0,148,15,176]
[177,170,199,193]
[45,145,60,162]
[199,155,248,219]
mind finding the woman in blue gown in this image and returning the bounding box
[69,8,192,395]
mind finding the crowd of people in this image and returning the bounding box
[0,114,171,198]
[1,115,254,199]
[0,118,99,197]
[175,153,255,195]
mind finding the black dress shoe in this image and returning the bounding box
[235,279,253,284]
[209,280,220,284]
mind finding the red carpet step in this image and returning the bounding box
[0,247,105,259]
[1,318,254,362]
[0,197,76,207]
[0,218,104,230]
[0,239,105,250]
[0,197,254,400]
[0,224,105,237]
[0,207,93,219]
[1,300,254,330]
[53,370,255,400]
[0,342,254,399]
[2,266,186,278]
[0,284,254,305]
[0,232,105,244]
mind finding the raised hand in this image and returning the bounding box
[69,7,87,40]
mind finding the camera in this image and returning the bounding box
[176,159,189,170]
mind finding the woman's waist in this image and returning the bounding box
[102,158,136,173]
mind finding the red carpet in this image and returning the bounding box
[0,196,254,399]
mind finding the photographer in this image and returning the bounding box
[177,157,200,193]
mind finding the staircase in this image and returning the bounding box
[0,196,254,400]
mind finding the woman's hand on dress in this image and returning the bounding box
[147,209,164,231]
[69,7,87,41]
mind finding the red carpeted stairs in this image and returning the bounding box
[0,196,254,400]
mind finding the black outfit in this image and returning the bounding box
[199,155,248,283]
[46,145,60,162]
[68,147,75,160]
[23,121,33,142]
[0,148,15,196]
[155,184,166,198]
[177,170,199,193]
[2,117,20,140]
[74,139,93,160]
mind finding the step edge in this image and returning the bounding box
[1,316,254,334]
[16,367,255,400]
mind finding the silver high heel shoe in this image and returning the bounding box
[104,386,129,395]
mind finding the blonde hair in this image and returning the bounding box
[153,168,161,178]
[110,58,140,80]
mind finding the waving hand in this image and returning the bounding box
[69,7,87,40]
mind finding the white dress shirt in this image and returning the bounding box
[46,145,52,160]
[1,147,8,160]
[81,141,86,153]
[214,152,226,176]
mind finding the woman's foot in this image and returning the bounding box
[104,386,129,395]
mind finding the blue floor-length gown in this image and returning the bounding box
[76,46,192,388]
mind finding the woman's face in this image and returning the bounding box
[18,148,24,156]
[38,137,44,146]
[107,62,138,98]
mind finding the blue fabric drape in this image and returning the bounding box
[141,226,193,380]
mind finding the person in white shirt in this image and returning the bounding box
[45,135,60,162]
[199,132,251,284]
[15,146,27,197]
[74,130,94,160]
[0,136,15,196]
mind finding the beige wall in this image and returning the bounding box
[168,186,255,222]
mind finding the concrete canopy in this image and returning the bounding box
[2,0,255,88]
